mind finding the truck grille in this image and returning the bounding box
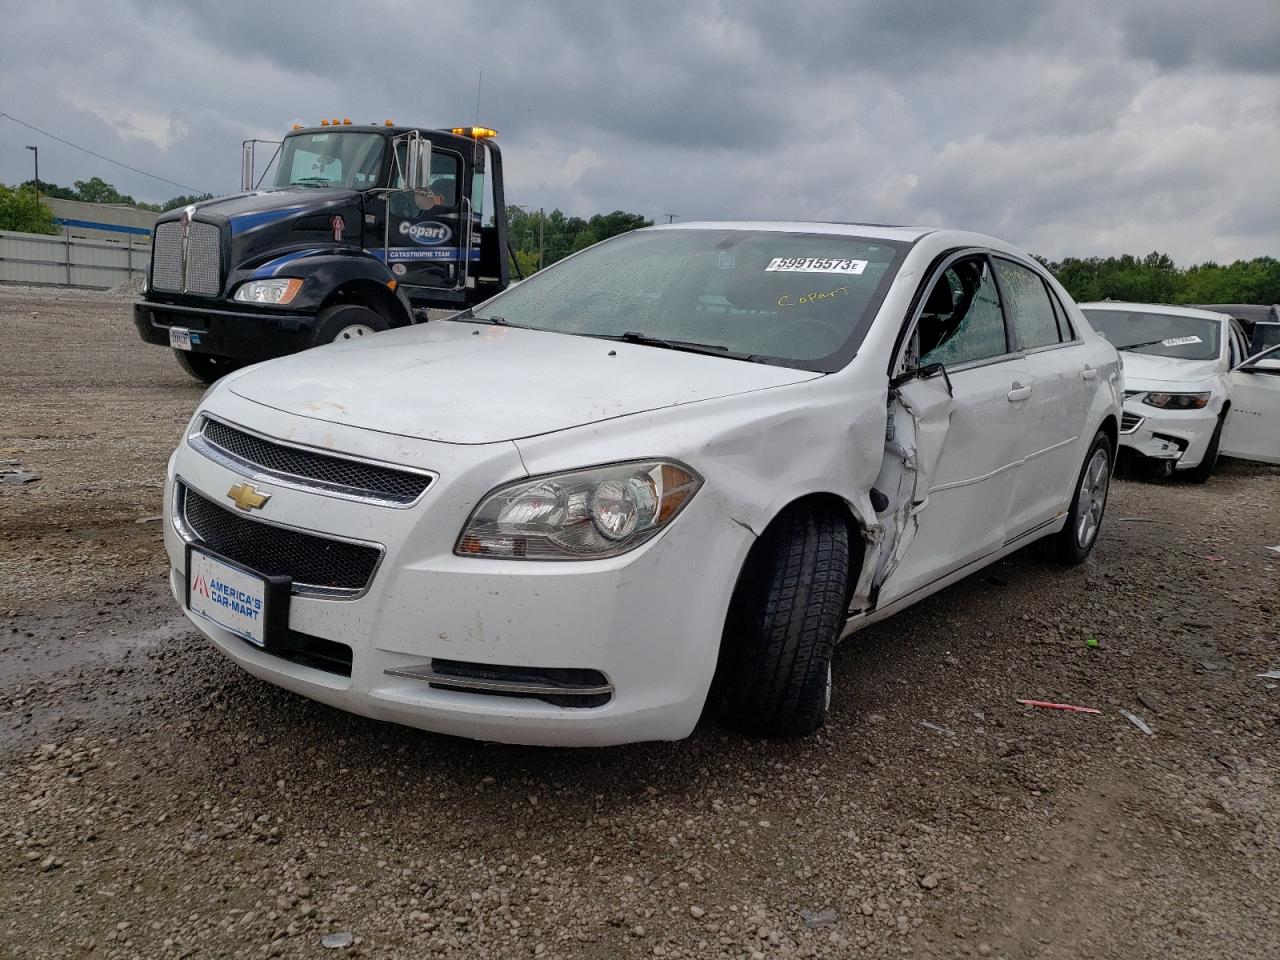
[179,483,382,597]
[194,416,433,506]
[151,220,222,295]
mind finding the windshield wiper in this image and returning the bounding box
[1119,338,1180,352]
[609,330,757,360]
[449,312,526,328]
[292,177,335,187]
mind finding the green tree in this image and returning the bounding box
[0,183,58,234]
[160,193,214,211]
[72,176,136,205]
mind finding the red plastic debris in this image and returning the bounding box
[1016,699,1101,715]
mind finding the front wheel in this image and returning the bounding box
[1178,414,1223,484]
[1042,430,1113,565]
[309,304,390,348]
[173,350,243,385]
[717,508,849,737]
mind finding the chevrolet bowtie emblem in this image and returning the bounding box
[227,482,271,512]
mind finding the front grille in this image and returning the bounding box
[197,417,432,505]
[149,219,222,295]
[180,484,381,595]
[185,222,222,295]
[151,222,183,291]
[1120,411,1144,433]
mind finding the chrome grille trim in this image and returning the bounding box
[190,415,435,508]
[1120,411,1144,434]
[173,480,384,600]
[151,222,183,291]
[148,219,222,295]
[185,222,222,295]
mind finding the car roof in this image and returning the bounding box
[1077,301,1232,323]
[650,221,939,243]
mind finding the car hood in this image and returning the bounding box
[1121,351,1220,391]
[228,321,822,444]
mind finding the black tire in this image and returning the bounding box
[1178,414,1223,484]
[718,508,849,737]
[1042,430,1113,565]
[309,304,390,349]
[173,349,244,385]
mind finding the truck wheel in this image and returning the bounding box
[310,304,390,348]
[718,507,849,738]
[1041,430,1112,565]
[173,350,243,385]
[1178,415,1223,484]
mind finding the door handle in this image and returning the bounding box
[1007,382,1033,402]
[1081,366,1098,382]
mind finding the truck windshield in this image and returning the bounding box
[1082,309,1223,361]
[273,132,386,190]
[468,229,908,371]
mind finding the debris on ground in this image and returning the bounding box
[1207,554,1226,562]
[1016,699,1102,714]
[799,908,839,928]
[0,469,40,484]
[321,932,354,949]
[921,720,957,737]
[1085,635,1100,648]
[1121,710,1154,736]
[1256,669,1280,680]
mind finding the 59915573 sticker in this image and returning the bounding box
[765,257,867,274]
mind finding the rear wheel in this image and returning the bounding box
[1042,431,1112,565]
[718,507,849,738]
[309,304,390,348]
[1178,414,1223,484]
[173,350,243,384]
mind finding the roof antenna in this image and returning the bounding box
[472,70,483,166]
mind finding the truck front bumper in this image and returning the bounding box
[134,300,318,362]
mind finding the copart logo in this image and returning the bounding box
[400,221,451,245]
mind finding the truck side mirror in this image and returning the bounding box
[241,140,255,192]
[406,138,432,191]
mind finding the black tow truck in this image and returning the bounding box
[134,121,513,382]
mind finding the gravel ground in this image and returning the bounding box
[1,285,1277,960]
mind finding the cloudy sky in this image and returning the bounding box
[2,0,1277,263]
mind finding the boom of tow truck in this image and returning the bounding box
[133,121,512,382]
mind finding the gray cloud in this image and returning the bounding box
[1,0,1275,263]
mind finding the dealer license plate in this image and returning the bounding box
[169,327,193,350]
[188,549,269,646]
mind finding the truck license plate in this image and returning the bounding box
[169,327,193,350]
[188,548,269,646]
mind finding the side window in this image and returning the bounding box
[995,258,1061,350]
[917,256,1009,367]
[1047,285,1076,341]
[1228,330,1242,366]
[428,153,460,207]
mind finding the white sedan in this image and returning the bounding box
[164,223,1121,746]
[1080,302,1280,480]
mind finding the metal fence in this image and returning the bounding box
[0,228,150,290]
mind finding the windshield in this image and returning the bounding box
[470,229,908,370]
[1083,309,1223,361]
[273,132,386,190]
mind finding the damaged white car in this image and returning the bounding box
[1080,302,1280,480]
[165,223,1121,746]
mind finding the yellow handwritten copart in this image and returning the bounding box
[778,285,850,308]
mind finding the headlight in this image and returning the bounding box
[233,278,302,305]
[456,461,702,560]
[1142,391,1211,410]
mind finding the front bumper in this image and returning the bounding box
[134,299,318,362]
[1118,399,1218,469]
[163,392,751,746]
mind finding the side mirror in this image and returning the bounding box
[241,140,255,192]
[406,138,432,191]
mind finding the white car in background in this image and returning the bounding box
[164,223,1121,746]
[1080,302,1280,481]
